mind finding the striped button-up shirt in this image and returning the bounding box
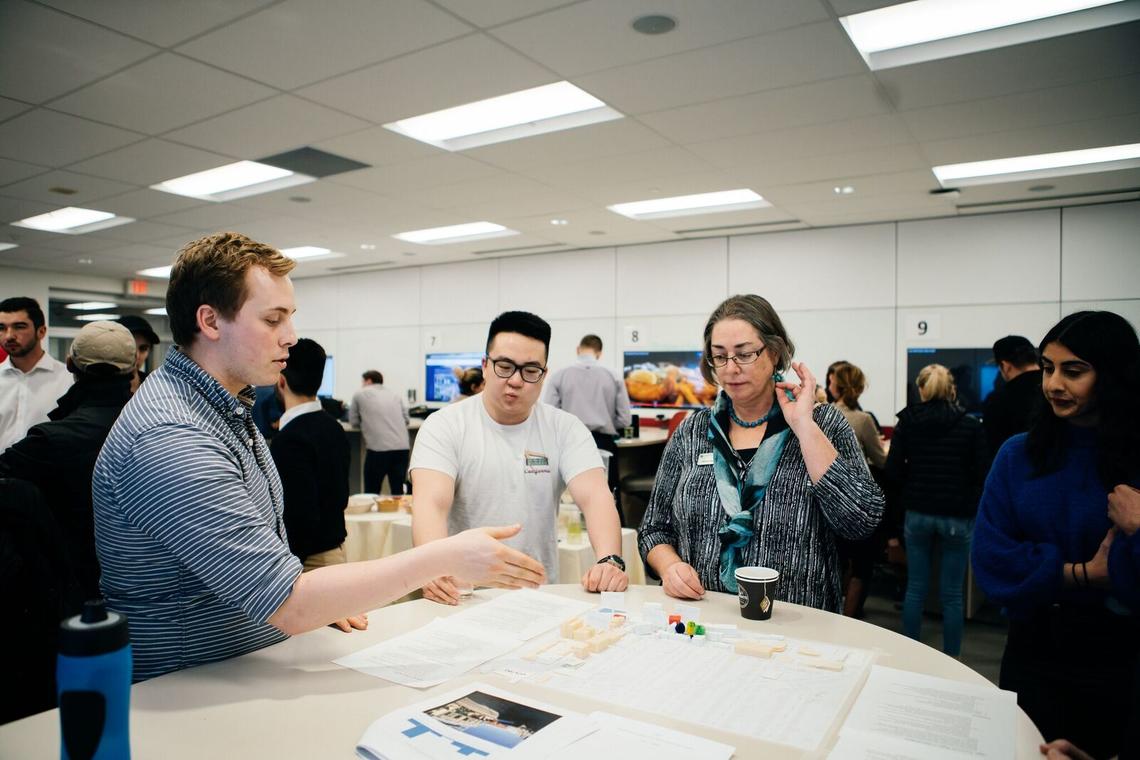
[93,348,302,681]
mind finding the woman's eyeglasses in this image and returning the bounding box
[487,356,547,383]
[706,350,762,368]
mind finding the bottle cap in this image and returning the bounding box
[59,599,129,657]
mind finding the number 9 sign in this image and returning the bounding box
[905,314,940,340]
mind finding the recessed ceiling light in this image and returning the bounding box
[1029,184,1057,192]
[150,160,315,202]
[932,142,1140,187]
[288,196,311,203]
[550,219,569,226]
[137,265,173,279]
[0,242,17,252]
[833,186,856,195]
[632,14,677,34]
[360,243,377,250]
[608,189,770,220]
[840,0,1135,70]
[402,251,416,257]
[11,207,135,235]
[74,313,121,322]
[49,186,78,195]
[589,230,606,236]
[144,307,167,316]
[280,246,343,262]
[384,81,623,151]
[393,222,519,245]
[77,257,93,265]
[66,301,118,311]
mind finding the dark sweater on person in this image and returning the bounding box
[982,369,1042,457]
[269,408,350,560]
[885,399,988,520]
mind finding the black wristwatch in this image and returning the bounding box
[597,554,626,572]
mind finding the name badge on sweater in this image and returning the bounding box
[697,452,714,466]
[524,450,551,474]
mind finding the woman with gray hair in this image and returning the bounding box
[637,294,884,612]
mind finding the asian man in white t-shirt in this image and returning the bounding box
[411,311,629,605]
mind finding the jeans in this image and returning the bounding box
[902,512,973,656]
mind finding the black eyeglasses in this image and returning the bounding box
[487,356,547,383]
[706,349,763,368]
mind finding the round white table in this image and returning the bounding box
[0,585,1042,759]
[342,510,407,563]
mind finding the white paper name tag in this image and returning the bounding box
[697,452,714,466]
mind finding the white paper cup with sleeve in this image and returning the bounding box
[735,567,780,621]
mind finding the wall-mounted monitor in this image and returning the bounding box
[317,355,335,398]
[425,352,484,403]
[623,350,717,408]
[905,347,999,415]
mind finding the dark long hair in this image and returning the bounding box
[1026,311,1140,487]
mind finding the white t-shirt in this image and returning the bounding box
[410,395,602,582]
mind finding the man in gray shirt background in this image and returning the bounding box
[544,334,632,510]
[349,370,410,495]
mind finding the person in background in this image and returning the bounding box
[93,232,545,681]
[973,311,1139,758]
[544,333,632,510]
[983,334,1042,457]
[829,362,888,618]
[411,311,626,604]
[118,314,161,392]
[638,294,884,611]
[350,370,411,495]
[0,296,74,452]
[452,367,484,401]
[887,364,987,656]
[0,320,135,600]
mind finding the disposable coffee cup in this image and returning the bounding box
[735,566,780,621]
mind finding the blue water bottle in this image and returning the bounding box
[57,599,131,760]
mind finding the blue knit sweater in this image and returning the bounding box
[972,427,1140,619]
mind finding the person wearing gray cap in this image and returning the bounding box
[117,314,161,392]
[0,320,136,600]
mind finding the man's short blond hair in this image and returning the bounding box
[167,232,294,347]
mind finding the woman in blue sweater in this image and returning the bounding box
[972,311,1140,758]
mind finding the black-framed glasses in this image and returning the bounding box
[706,349,763,368]
[487,355,547,383]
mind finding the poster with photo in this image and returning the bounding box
[623,350,717,408]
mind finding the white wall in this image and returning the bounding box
[7,200,1138,420]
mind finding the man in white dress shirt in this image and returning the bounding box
[0,297,73,452]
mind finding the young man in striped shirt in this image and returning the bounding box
[93,232,545,681]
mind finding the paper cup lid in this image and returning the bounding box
[735,566,779,582]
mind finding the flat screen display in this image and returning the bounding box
[623,350,716,408]
[425,352,484,403]
[317,355,335,398]
[906,347,998,415]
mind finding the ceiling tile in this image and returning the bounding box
[901,74,1140,142]
[164,95,370,158]
[571,168,760,205]
[0,158,51,187]
[576,21,867,115]
[330,154,503,194]
[762,170,936,206]
[921,112,1140,165]
[0,97,33,122]
[150,202,271,230]
[0,170,137,205]
[51,54,276,135]
[490,0,829,77]
[38,0,279,48]
[176,0,472,90]
[953,168,1140,206]
[230,181,435,227]
[519,146,714,191]
[874,21,1140,112]
[0,1,157,104]
[297,33,551,124]
[411,176,594,216]
[312,125,442,168]
[432,0,575,28]
[0,109,143,167]
[729,144,932,186]
[86,220,202,245]
[465,118,672,172]
[94,188,206,220]
[0,194,63,224]
[67,139,235,186]
[9,229,125,253]
[638,74,893,145]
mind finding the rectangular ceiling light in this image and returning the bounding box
[840,0,1136,70]
[280,246,344,262]
[933,142,1140,187]
[150,160,315,202]
[608,189,771,220]
[137,265,173,279]
[144,307,167,316]
[0,243,17,252]
[11,207,134,235]
[74,313,122,322]
[384,81,623,151]
[393,222,520,245]
[66,301,118,311]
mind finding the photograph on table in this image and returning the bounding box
[623,350,717,408]
[423,689,562,748]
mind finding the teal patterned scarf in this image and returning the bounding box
[708,391,789,592]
